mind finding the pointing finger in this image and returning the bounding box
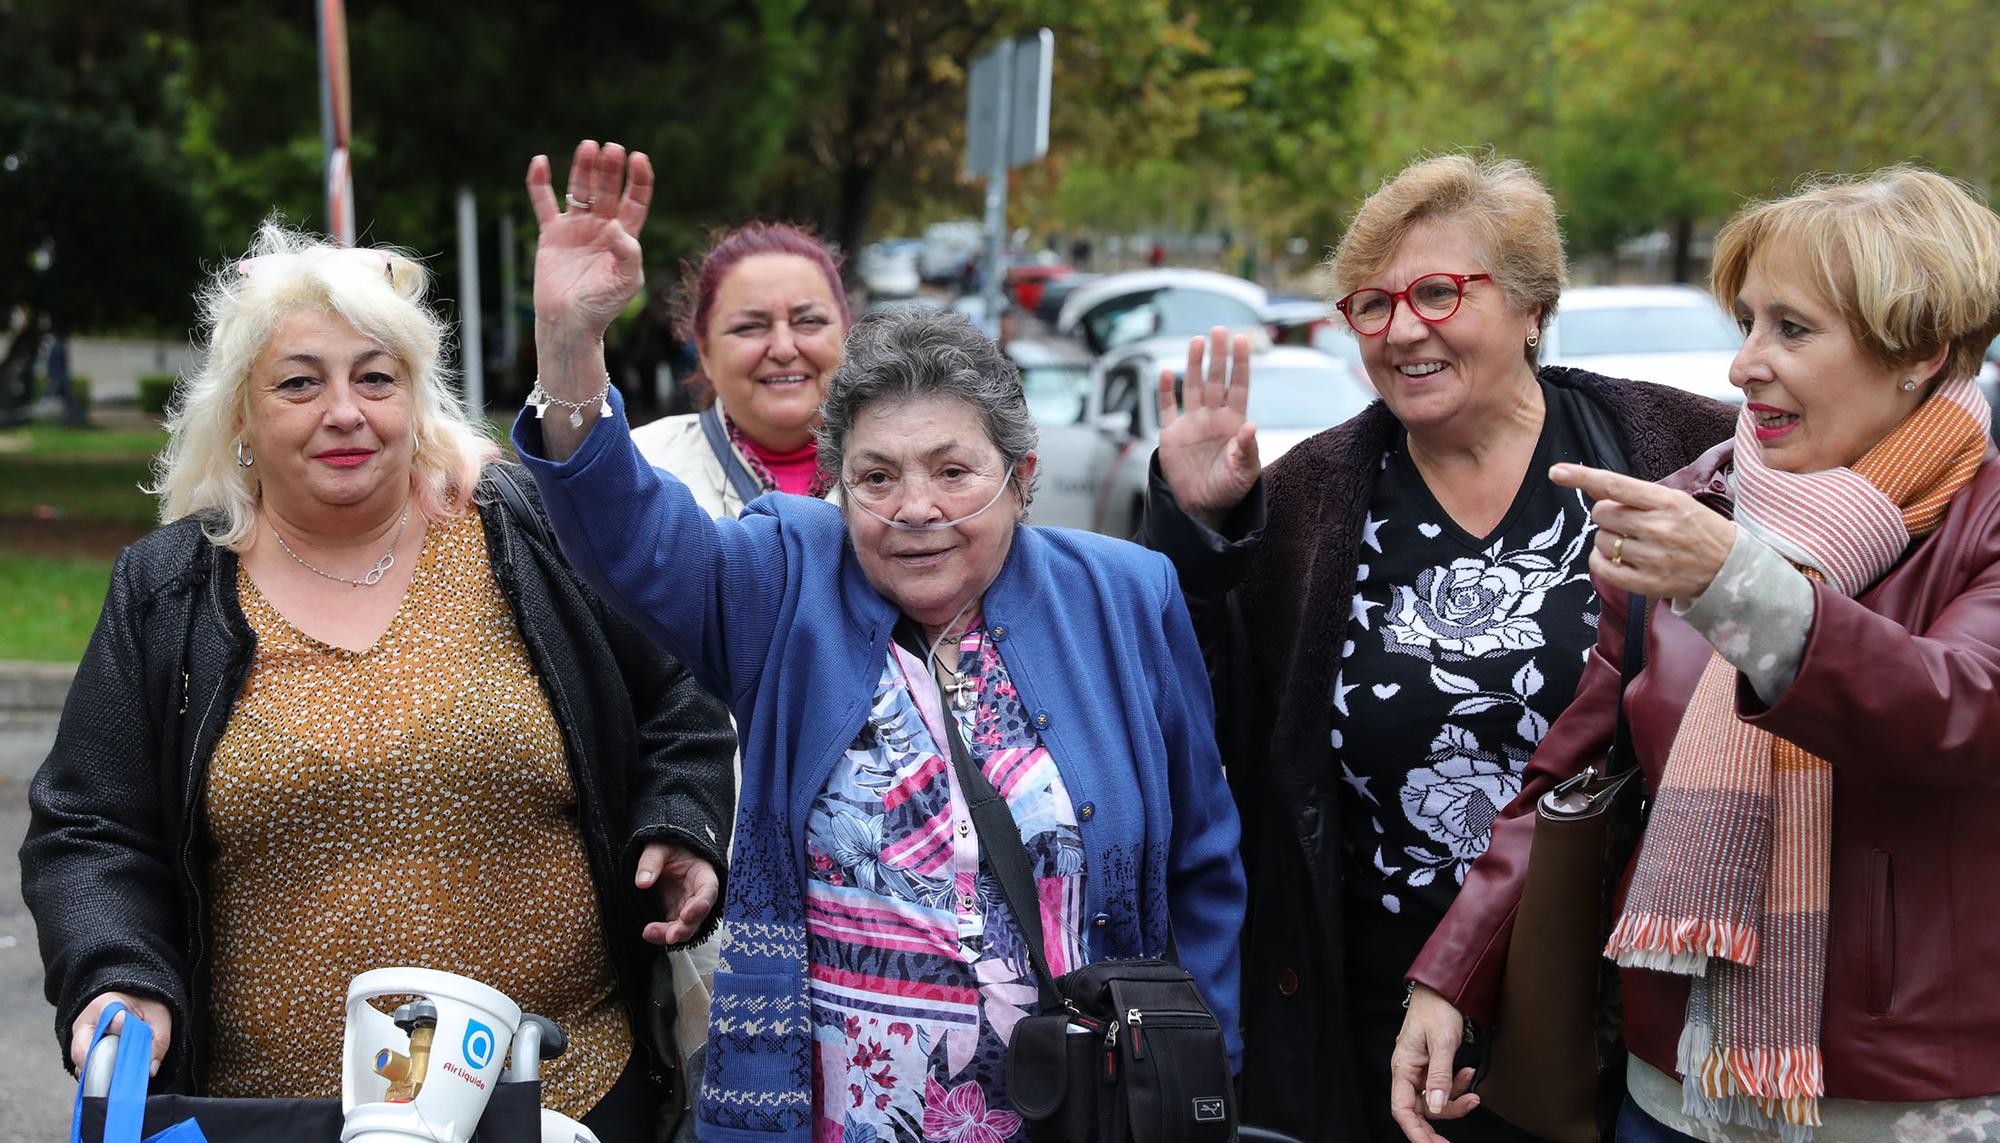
[1550,462,1672,509]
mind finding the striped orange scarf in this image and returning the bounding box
[1604,375,1990,1140]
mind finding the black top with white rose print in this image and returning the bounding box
[1335,381,1605,946]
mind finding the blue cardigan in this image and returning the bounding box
[515,393,1244,1143]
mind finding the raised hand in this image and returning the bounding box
[1156,326,1259,531]
[525,140,654,347]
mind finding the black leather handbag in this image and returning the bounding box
[894,624,1237,1143]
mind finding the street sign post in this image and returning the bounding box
[964,29,1053,331]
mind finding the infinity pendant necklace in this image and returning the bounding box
[272,506,412,587]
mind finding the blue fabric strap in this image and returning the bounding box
[698,405,766,508]
[71,1001,153,1143]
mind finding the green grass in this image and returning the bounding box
[0,424,163,659]
[0,555,113,660]
[0,423,165,527]
[4,422,170,459]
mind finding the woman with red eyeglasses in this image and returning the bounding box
[1142,154,1735,1142]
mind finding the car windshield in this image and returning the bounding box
[1558,304,1742,356]
[1021,365,1090,425]
[1086,287,1263,351]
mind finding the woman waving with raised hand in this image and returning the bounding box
[514,140,1244,1143]
[1144,154,1736,1142]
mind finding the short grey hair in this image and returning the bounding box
[817,308,1039,506]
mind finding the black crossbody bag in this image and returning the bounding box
[892,624,1237,1143]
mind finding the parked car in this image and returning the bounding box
[1005,337,1093,426]
[1005,263,1071,314]
[1542,285,1743,403]
[1055,269,1270,356]
[1977,339,2000,441]
[1032,336,1376,535]
[1033,272,1100,325]
[859,239,923,298]
[921,220,984,283]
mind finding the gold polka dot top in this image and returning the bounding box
[203,508,631,1117]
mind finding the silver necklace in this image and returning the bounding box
[271,506,412,587]
[931,629,985,710]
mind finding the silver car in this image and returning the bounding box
[1031,335,1377,535]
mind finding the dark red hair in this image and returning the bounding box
[675,222,849,348]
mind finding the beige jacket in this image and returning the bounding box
[628,406,755,519]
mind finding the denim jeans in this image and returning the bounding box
[1616,1096,1706,1143]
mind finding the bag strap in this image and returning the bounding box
[73,1002,152,1143]
[490,463,555,551]
[892,622,1068,1015]
[699,406,767,508]
[1604,594,1649,778]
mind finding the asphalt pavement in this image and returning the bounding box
[1,773,70,1140]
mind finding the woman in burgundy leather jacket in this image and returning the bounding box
[1395,167,2000,1143]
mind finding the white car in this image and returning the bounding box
[1055,269,1270,356]
[1031,336,1377,535]
[1542,285,1743,403]
[858,240,922,298]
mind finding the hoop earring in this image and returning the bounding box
[411,434,422,456]
[234,437,253,467]
[1526,331,1540,348]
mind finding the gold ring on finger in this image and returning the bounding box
[1611,534,1625,566]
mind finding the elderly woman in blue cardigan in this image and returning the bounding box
[515,140,1244,1143]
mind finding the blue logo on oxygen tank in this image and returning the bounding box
[462,1019,496,1069]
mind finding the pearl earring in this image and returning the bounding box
[1902,378,1920,392]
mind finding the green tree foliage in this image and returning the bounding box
[0,1,204,392]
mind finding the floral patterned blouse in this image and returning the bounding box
[1335,381,1602,958]
[806,620,1086,1143]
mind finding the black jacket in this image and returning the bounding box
[19,463,738,1092]
[1141,369,1738,1140]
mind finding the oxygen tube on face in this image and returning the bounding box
[851,463,1016,678]
[845,463,1017,533]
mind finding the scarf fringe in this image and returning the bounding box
[1674,1028,1825,1143]
[1605,911,1759,970]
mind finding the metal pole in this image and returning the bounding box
[980,38,1014,326]
[457,187,485,416]
[498,213,518,373]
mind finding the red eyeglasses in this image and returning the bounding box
[1335,272,1492,336]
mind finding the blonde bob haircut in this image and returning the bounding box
[1711,166,2000,384]
[1326,153,1568,366]
[151,220,498,552]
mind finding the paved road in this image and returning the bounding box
[1,774,70,1140]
